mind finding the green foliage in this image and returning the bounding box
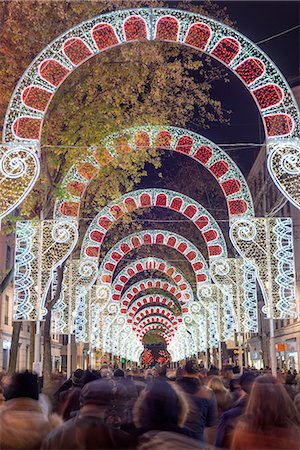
[1,0,231,221]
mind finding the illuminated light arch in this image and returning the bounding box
[4,9,299,142]
[81,188,227,261]
[0,8,300,221]
[55,126,254,222]
[98,229,209,286]
[111,257,194,307]
[132,305,179,329]
[138,324,173,343]
[126,291,181,320]
[2,8,300,220]
[137,317,175,333]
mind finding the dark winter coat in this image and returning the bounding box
[176,377,217,442]
[215,394,248,448]
[41,414,137,450]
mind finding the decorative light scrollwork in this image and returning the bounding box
[267,140,300,209]
[0,145,40,220]
[230,218,296,319]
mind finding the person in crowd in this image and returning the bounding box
[0,385,5,405]
[215,371,257,449]
[129,367,147,394]
[294,391,300,414]
[205,376,233,444]
[221,365,234,389]
[41,378,138,449]
[207,376,232,417]
[0,371,62,449]
[114,368,125,378]
[229,376,243,403]
[231,375,300,449]
[99,366,114,379]
[54,368,84,414]
[284,372,297,400]
[176,359,217,442]
[144,369,154,382]
[60,369,100,421]
[175,366,184,380]
[133,378,205,449]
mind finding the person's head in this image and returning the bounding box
[80,378,128,426]
[184,359,199,378]
[133,380,189,429]
[240,371,257,395]
[175,366,184,380]
[233,365,240,374]
[131,367,140,377]
[114,368,125,378]
[222,365,233,379]
[244,375,300,430]
[72,368,84,386]
[156,365,167,377]
[100,367,113,379]
[4,371,39,401]
[207,376,227,393]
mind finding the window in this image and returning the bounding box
[4,296,9,325]
[5,245,12,271]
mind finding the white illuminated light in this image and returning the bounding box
[81,188,227,261]
[230,217,297,319]
[98,229,210,287]
[210,257,258,332]
[112,257,194,304]
[2,8,299,220]
[14,220,78,321]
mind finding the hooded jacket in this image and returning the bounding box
[0,397,62,450]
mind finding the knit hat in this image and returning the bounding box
[4,371,39,401]
[80,379,127,408]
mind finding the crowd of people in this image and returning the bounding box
[0,362,300,450]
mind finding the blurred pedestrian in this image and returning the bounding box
[231,375,300,449]
[133,379,204,449]
[41,378,137,449]
[205,376,233,444]
[176,360,217,442]
[215,371,257,448]
[0,371,61,449]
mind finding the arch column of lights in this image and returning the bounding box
[198,285,233,349]
[81,188,228,261]
[51,258,99,335]
[14,220,78,322]
[125,289,182,321]
[210,258,258,332]
[112,257,194,308]
[2,7,300,222]
[229,218,297,319]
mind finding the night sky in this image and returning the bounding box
[185,1,300,170]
